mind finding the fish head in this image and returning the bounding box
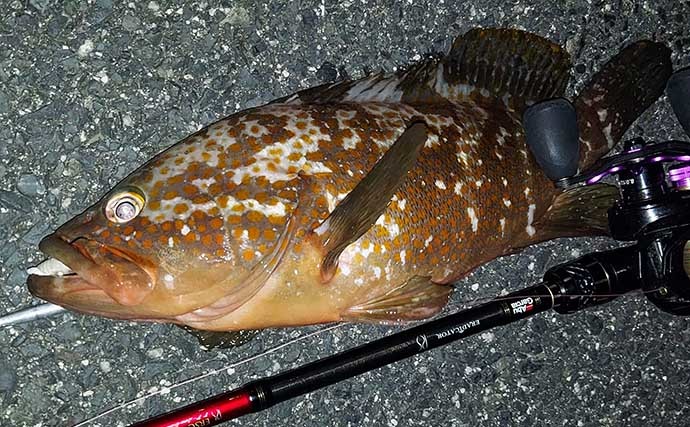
[28,121,301,322]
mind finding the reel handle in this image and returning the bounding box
[523,98,580,181]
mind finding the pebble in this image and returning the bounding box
[16,174,45,197]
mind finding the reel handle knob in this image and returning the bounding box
[524,98,580,181]
[667,68,690,138]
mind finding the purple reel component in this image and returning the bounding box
[669,165,690,191]
[558,140,690,190]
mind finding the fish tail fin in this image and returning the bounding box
[575,40,672,170]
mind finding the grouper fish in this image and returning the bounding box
[27,29,671,338]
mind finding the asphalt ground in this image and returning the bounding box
[1,1,689,426]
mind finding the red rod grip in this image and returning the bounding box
[130,389,254,427]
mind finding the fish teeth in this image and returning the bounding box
[27,258,74,277]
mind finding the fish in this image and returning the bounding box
[27,28,671,341]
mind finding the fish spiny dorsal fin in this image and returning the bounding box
[311,121,428,283]
[279,28,570,110]
[440,28,571,108]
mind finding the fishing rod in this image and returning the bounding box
[125,68,690,426]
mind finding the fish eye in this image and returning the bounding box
[105,190,146,224]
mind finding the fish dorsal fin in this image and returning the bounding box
[311,122,428,283]
[441,28,571,106]
[280,28,571,110]
[343,276,453,323]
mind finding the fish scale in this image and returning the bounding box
[27,28,673,335]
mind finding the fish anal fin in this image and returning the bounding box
[312,121,428,283]
[177,325,258,350]
[536,184,618,239]
[343,276,452,323]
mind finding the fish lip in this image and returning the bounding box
[30,233,155,306]
[34,234,113,287]
[28,273,99,302]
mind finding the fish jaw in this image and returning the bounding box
[28,233,157,317]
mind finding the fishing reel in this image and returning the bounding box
[525,68,690,315]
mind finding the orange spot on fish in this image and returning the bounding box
[263,229,276,240]
[242,249,254,262]
[168,175,184,185]
[268,215,284,225]
[163,191,178,200]
[208,183,222,196]
[183,184,197,196]
[248,227,260,240]
[149,200,161,211]
[201,234,213,246]
[174,204,189,214]
[210,217,223,229]
[247,211,264,222]
[183,232,197,243]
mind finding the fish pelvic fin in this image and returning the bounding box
[279,28,570,111]
[575,40,672,171]
[311,121,428,283]
[177,325,258,350]
[343,276,453,323]
[536,183,619,239]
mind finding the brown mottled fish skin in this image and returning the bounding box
[27,29,672,331]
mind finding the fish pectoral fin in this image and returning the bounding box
[178,325,258,350]
[343,276,453,323]
[312,122,429,283]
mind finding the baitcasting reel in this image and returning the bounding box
[525,68,690,315]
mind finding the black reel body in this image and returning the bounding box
[569,137,690,315]
[524,67,690,315]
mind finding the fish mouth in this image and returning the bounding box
[28,234,156,316]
